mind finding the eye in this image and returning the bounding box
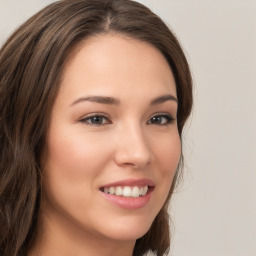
[79,114,111,126]
[147,114,174,125]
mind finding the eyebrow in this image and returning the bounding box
[70,96,120,106]
[70,94,178,106]
[150,94,178,105]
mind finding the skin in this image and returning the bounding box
[30,34,181,256]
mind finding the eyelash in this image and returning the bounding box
[147,114,175,125]
[79,113,111,126]
[79,113,175,126]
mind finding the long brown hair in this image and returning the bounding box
[0,0,193,255]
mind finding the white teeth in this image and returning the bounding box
[123,186,132,197]
[115,186,123,196]
[109,187,115,195]
[132,187,140,198]
[143,186,148,196]
[102,185,149,197]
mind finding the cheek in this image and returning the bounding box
[42,128,113,209]
[155,132,181,172]
[42,129,115,225]
[152,132,181,200]
[46,130,111,180]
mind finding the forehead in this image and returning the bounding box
[58,33,176,102]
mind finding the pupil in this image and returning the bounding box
[152,116,161,124]
[92,116,102,124]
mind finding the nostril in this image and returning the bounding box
[114,150,152,169]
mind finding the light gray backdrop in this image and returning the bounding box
[0,1,255,256]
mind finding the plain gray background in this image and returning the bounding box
[0,1,255,255]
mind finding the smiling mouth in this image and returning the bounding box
[100,185,154,198]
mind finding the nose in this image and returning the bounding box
[113,123,154,169]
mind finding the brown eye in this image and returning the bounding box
[80,115,110,125]
[147,115,174,125]
[90,116,105,124]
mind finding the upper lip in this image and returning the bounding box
[100,178,155,188]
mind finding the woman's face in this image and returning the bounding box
[42,34,180,245]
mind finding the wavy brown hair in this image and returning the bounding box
[0,0,193,255]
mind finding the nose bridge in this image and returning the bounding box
[114,120,153,168]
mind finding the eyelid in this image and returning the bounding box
[149,112,175,119]
[147,112,175,125]
[78,112,175,126]
[79,112,111,125]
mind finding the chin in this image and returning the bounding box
[97,214,155,242]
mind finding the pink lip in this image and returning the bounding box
[99,178,155,210]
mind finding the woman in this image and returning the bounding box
[0,0,192,255]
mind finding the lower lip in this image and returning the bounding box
[100,190,153,210]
